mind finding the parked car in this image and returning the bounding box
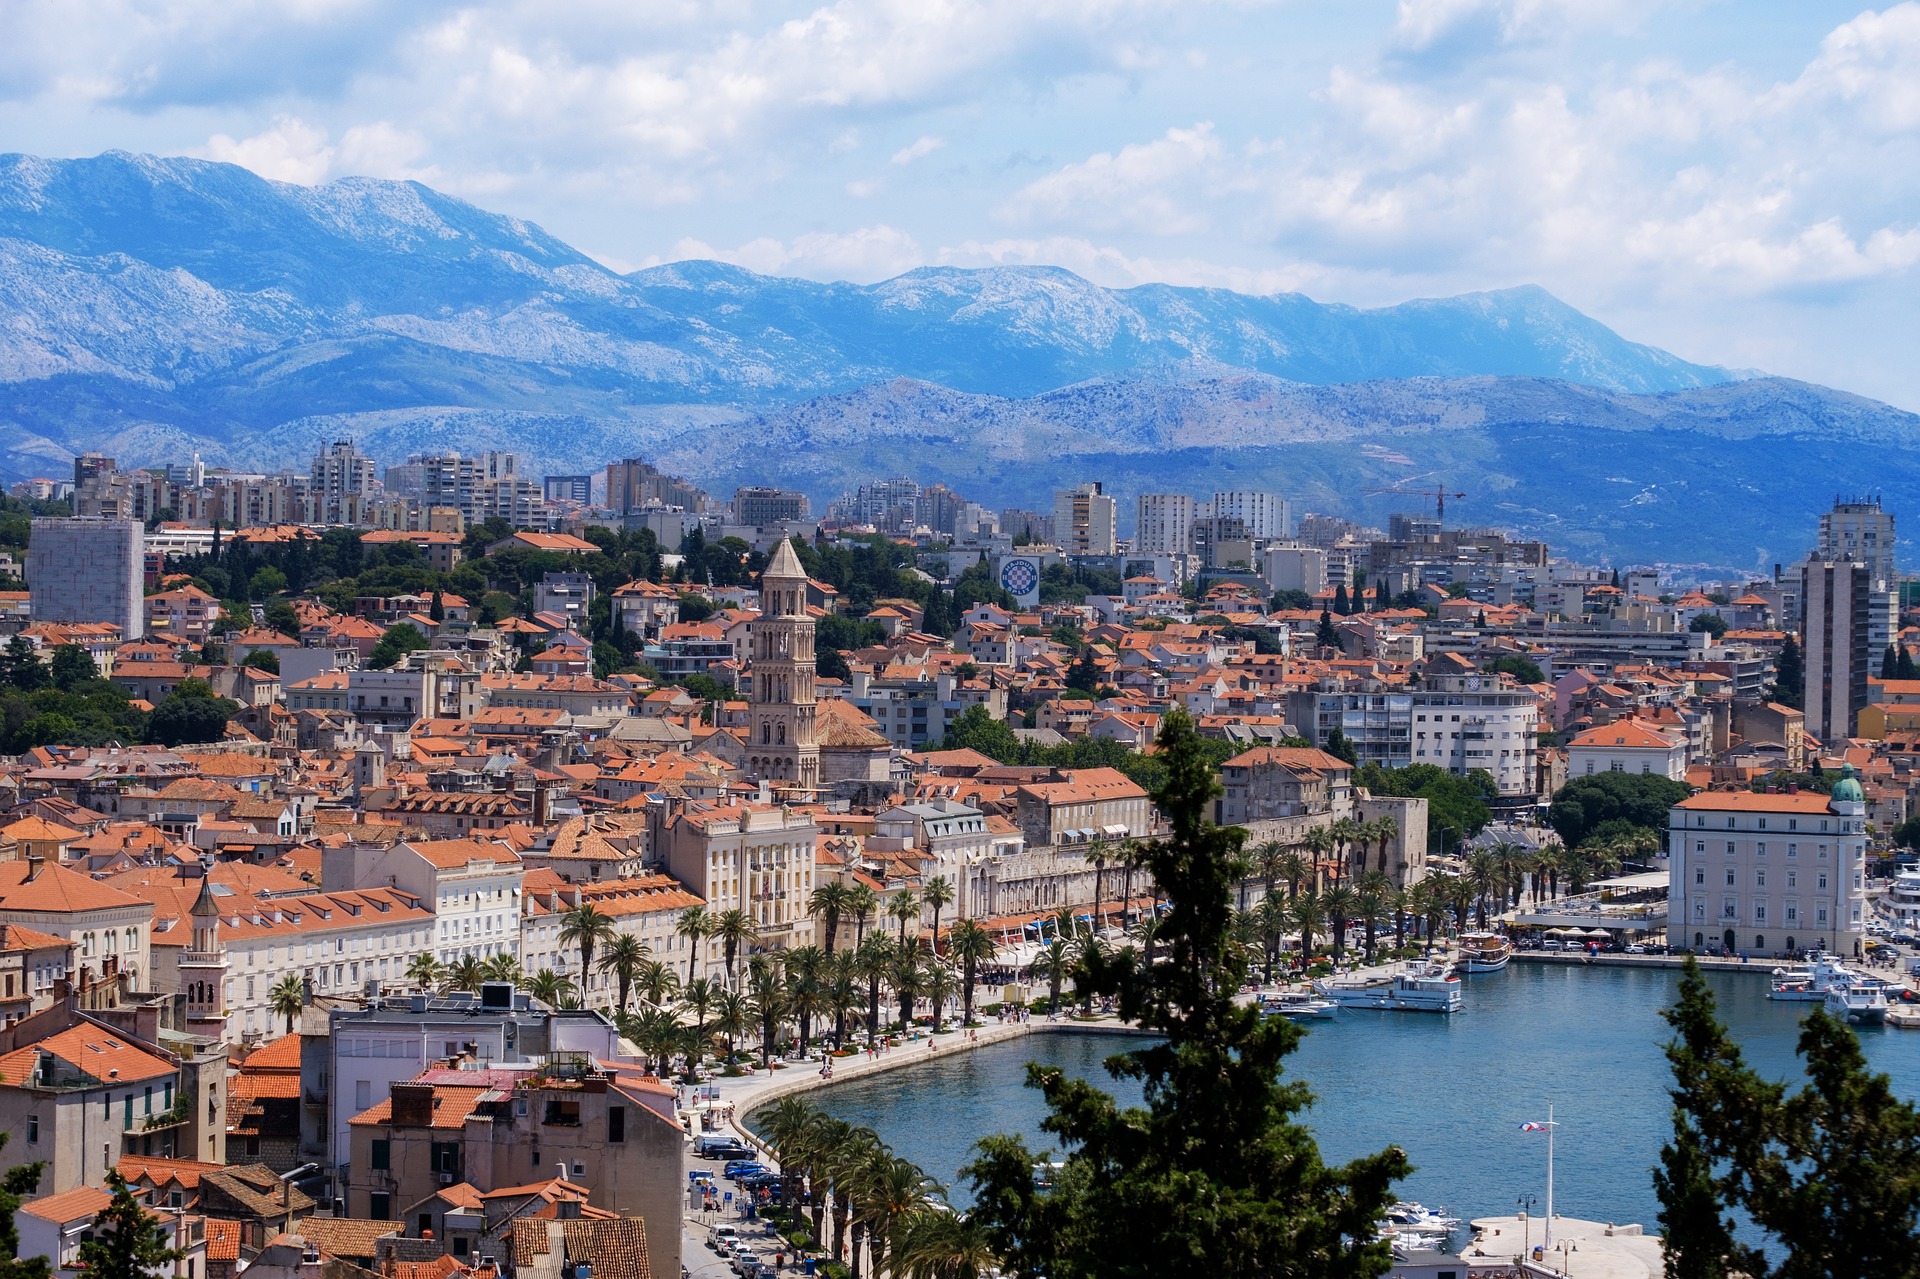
[708,1225,741,1251]
[725,1161,770,1180]
[1625,944,1647,955]
[701,1140,756,1162]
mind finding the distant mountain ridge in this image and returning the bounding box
[0,148,1914,567]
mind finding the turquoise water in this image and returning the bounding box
[759,964,1920,1226]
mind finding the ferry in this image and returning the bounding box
[1457,931,1515,973]
[1317,960,1462,1013]
[1824,980,1890,1026]
[1259,990,1339,1020]
[1769,953,1857,1002]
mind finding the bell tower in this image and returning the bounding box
[748,539,820,794]
[180,869,231,1041]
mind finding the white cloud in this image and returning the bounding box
[890,134,944,165]
[669,224,927,281]
[1000,123,1222,235]
[196,116,335,184]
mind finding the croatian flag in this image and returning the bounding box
[1520,1121,1552,1132]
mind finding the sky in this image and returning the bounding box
[3,0,1919,406]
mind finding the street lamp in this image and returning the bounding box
[1516,1194,1538,1259]
[1556,1240,1575,1276]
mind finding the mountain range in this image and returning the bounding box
[0,149,1912,567]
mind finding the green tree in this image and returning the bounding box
[0,1129,48,1279]
[242,649,280,674]
[74,1173,183,1279]
[1547,771,1691,851]
[598,933,650,1012]
[47,645,97,691]
[1315,609,1340,650]
[268,973,305,1034]
[143,680,239,748]
[940,703,1022,760]
[558,905,618,1003]
[1321,726,1359,766]
[1485,654,1545,686]
[1690,613,1729,639]
[964,707,1408,1279]
[1656,958,1920,1278]
[366,622,429,671]
[1771,635,1804,709]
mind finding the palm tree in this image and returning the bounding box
[1028,937,1071,1015]
[920,876,955,955]
[625,1006,683,1077]
[1465,848,1499,930]
[1302,826,1336,892]
[922,962,958,1029]
[405,952,445,990]
[633,958,679,1007]
[747,955,789,1067]
[1089,837,1113,922]
[946,920,997,1024]
[712,990,750,1061]
[710,907,762,990]
[759,1097,822,1217]
[679,976,720,1059]
[828,953,863,1048]
[858,1153,939,1277]
[480,954,522,986]
[891,954,926,1030]
[558,904,617,1004]
[1116,839,1142,927]
[854,933,896,1046]
[1355,871,1390,963]
[526,968,575,1008]
[1277,847,1310,901]
[1290,890,1325,966]
[783,947,827,1052]
[847,883,880,947]
[810,882,854,953]
[1371,815,1402,876]
[895,1209,997,1279]
[676,904,710,985]
[1321,885,1355,962]
[268,973,304,1034]
[447,955,485,993]
[1387,885,1411,953]
[889,888,921,951]
[1252,895,1289,982]
[598,934,649,1012]
[1330,816,1365,881]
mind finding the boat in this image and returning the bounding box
[1259,990,1339,1020]
[1385,1202,1461,1231]
[1316,960,1462,1013]
[1457,931,1515,973]
[1769,953,1857,1002]
[1824,980,1890,1026]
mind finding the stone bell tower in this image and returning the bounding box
[747,539,820,793]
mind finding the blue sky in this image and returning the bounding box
[4,1,1919,406]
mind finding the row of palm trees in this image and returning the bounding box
[758,1097,995,1279]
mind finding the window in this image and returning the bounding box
[1757,871,1766,888]
[1695,869,1705,885]
[1726,870,1736,886]
[370,1193,391,1221]
[371,1139,390,1171]
[1818,874,1829,891]
[608,1106,625,1144]
[355,1080,371,1110]
[26,1116,36,1144]
[1726,843,1736,855]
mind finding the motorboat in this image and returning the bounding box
[1457,931,1515,973]
[1386,1202,1461,1231]
[1769,953,1857,1002]
[1259,990,1339,1020]
[1825,980,1890,1026]
[1316,960,1462,1013]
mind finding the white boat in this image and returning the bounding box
[1769,953,1857,1002]
[1316,960,1462,1014]
[1386,1202,1460,1230]
[1825,981,1890,1026]
[1457,932,1514,973]
[1259,990,1339,1020]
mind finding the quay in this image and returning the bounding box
[1459,1215,1664,1279]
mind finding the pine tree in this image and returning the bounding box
[1770,635,1804,709]
[1332,584,1351,615]
[74,1173,182,1279]
[1883,644,1899,680]
[1316,610,1340,652]
[1901,647,1919,681]
[963,708,1409,1279]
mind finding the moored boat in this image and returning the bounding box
[1259,990,1339,1020]
[1457,931,1515,973]
[1769,953,1856,1002]
[1316,960,1462,1013]
[1824,980,1890,1026]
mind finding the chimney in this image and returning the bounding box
[24,854,43,883]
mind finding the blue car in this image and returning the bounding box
[725,1161,770,1179]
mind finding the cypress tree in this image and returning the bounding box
[1900,647,1918,681]
[964,708,1408,1279]
[1771,635,1804,709]
[1316,610,1340,652]
[1333,584,1351,615]
[1883,644,1899,680]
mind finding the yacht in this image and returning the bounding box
[1386,1202,1461,1231]
[1457,932,1515,973]
[1317,960,1462,1013]
[1259,990,1339,1020]
[1769,953,1856,1002]
[1824,980,1890,1026]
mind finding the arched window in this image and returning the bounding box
[761,723,770,745]
[776,723,786,745]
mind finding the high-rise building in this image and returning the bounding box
[543,474,593,505]
[605,458,708,514]
[1053,482,1117,555]
[746,539,819,792]
[27,518,144,639]
[1211,491,1288,540]
[1800,556,1873,743]
[1817,498,1898,659]
[310,440,376,524]
[1136,494,1194,554]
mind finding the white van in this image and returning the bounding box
[709,1225,741,1251]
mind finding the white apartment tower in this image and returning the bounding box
[1210,491,1289,540]
[1054,482,1117,555]
[1135,494,1194,554]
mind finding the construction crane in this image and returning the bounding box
[1363,475,1466,524]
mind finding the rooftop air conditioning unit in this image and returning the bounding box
[439,1172,455,1185]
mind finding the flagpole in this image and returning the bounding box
[1544,1102,1555,1249]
